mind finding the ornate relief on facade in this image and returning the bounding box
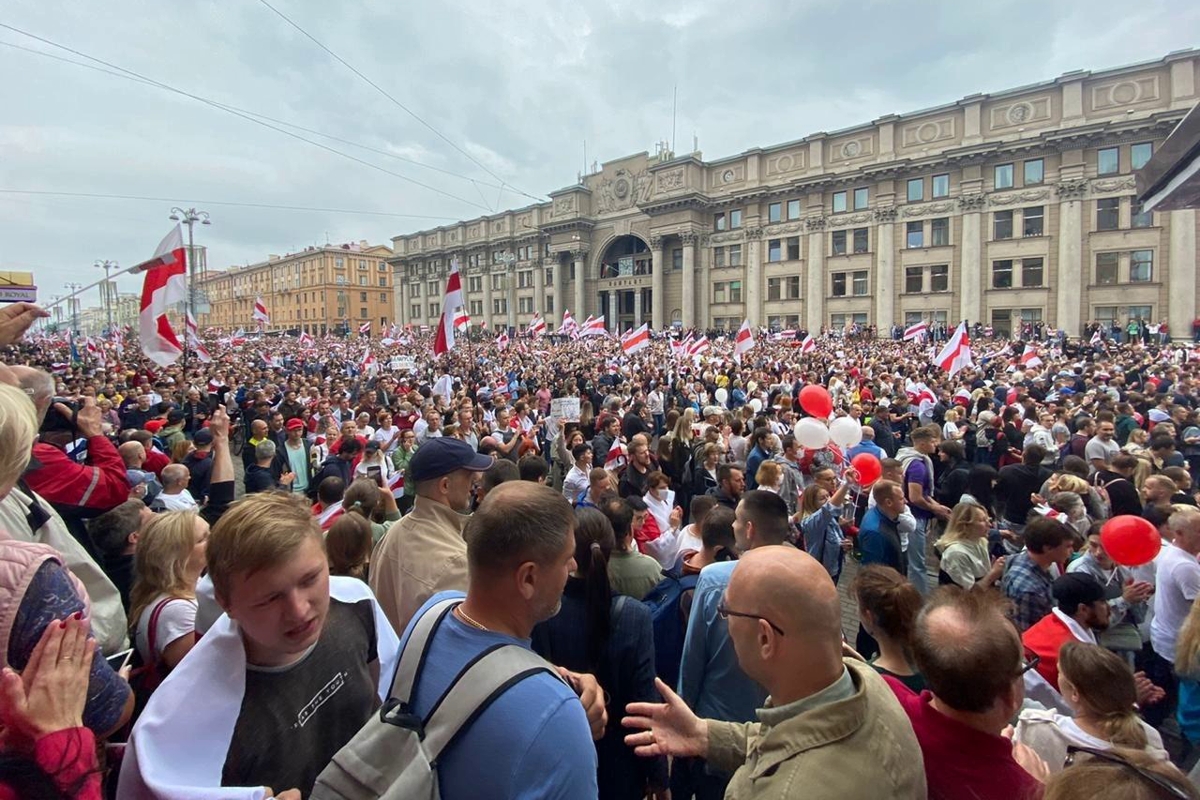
[1055,178,1090,200]
[958,194,988,212]
[1091,176,1137,194]
[712,165,745,187]
[899,117,958,149]
[988,189,1050,207]
[763,222,805,236]
[552,195,575,217]
[764,150,807,177]
[656,167,686,193]
[827,212,873,229]
[517,214,532,229]
[708,230,747,244]
[872,206,898,223]
[447,231,458,242]
[468,224,483,239]
[805,216,827,232]
[988,95,1053,130]
[827,136,875,164]
[1090,75,1162,110]
[900,201,956,218]
[595,168,655,213]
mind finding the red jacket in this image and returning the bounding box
[1021,610,1076,691]
[143,447,171,480]
[27,436,129,511]
[0,727,101,800]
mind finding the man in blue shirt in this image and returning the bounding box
[846,425,886,463]
[675,490,788,798]
[397,482,598,799]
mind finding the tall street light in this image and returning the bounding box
[94,259,118,335]
[63,282,83,335]
[169,207,211,383]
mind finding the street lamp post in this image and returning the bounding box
[63,283,82,335]
[169,207,211,384]
[94,260,118,335]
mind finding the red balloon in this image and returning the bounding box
[1100,515,1161,567]
[799,385,833,418]
[850,453,882,487]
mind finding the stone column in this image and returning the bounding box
[959,197,985,326]
[744,228,763,326]
[396,278,406,327]
[506,264,517,331]
[681,232,697,330]
[534,257,546,315]
[698,236,711,330]
[805,217,825,333]
[874,207,897,329]
[1054,179,1088,335]
[634,289,643,327]
[1168,209,1197,334]
[549,255,564,323]
[608,289,619,332]
[650,235,665,329]
[481,267,494,330]
[573,250,587,319]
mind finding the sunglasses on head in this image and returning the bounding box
[1063,746,1191,799]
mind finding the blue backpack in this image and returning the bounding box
[641,568,700,689]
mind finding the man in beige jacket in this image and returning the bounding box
[623,546,926,799]
[370,437,491,637]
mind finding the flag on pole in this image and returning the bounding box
[733,319,755,362]
[252,296,270,326]
[528,312,546,338]
[604,437,628,472]
[580,315,607,337]
[903,321,929,342]
[361,348,376,374]
[434,259,463,356]
[496,330,510,351]
[686,335,710,356]
[670,338,685,359]
[358,321,372,336]
[799,333,816,353]
[560,309,579,337]
[1019,343,1043,367]
[1089,329,1102,346]
[933,321,973,377]
[298,331,315,348]
[137,225,187,367]
[186,312,212,363]
[621,323,650,354]
[453,307,471,333]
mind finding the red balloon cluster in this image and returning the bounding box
[850,453,882,487]
[1100,516,1161,567]
[799,385,832,418]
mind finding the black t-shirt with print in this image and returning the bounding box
[221,597,379,795]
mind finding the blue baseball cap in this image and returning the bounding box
[408,437,493,482]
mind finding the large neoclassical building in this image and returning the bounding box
[390,49,1199,338]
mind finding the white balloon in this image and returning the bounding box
[715,387,729,404]
[829,416,863,448]
[748,398,763,413]
[794,417,830,450]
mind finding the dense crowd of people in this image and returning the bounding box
[2,299,1200,797]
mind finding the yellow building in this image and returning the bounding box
[198,242,394,335]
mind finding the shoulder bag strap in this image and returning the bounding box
[143,597,177,683]
[389,598,458,703]
[422,644,565,764]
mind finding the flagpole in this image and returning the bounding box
[170,207,211,385]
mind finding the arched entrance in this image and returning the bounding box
[598,235,653,331]
[600,235,651,278]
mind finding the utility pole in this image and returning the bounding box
[169,207,211,384]
[94,259,118,335]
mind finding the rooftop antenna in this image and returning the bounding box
[671,84,677,154]
[583,140,587,180]
[693,133,698,155]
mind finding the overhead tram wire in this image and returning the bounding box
[254,0,542,204]
[0,190,461,221]
[0,24,492,213]
[0,39,515,196]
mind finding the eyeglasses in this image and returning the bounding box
[717,601,785,636]
[1064,746,1191,799]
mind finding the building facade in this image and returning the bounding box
[391,50,1200,338]
[198,242,394,335]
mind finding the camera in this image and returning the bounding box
[40,397,79,435]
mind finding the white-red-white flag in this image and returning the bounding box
[934,321,973,377]
[359,321,371,336]
[621,323,650,355]
[903,321,929,342]
[298,331,315,348]
[733,319,755,362]
[799,333,815,353]
[604,437,627,471]
[560,309,579,337]
[1019,343,1043,368]
[186,311,212,363]
[528,312,546,338]
[1089,329,1102,346]
[136,225,187,366]
[387,470,405,500]
[687,335,710,356]
[434,260,464,356]
[580,315,607,337]
[497,330,510,351]
[453,307,470,332]
[361,348,376,374]
[252,296,270,326]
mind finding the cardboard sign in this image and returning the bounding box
[551,397,580,422]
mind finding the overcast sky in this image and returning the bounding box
[1,0,1197,312]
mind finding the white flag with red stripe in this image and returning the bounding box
[733,319,755,362]
[1089,329,1102,346]
[621,323,650,354]
[316,501,344,531]
[580,315,607,337]
[687,335,710,356]
[387,470,405,499]
[186,311,212,363]
[453,307,471,333]
[903,321,929,342]
[434,260,464,356]
[252,296,270,326]
[496,330,510,351]
[528,312,546,338]
[1019,343,1043,368]
[560,309,579,337]
[359,321,372,336]
[933,321,973,377]
[136,225,187,366]
[605,437,627,471]
[799,333,815,353]
[298,331,315,348]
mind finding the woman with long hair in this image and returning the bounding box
[1043,747,1198,800]
[935,502,1005,589]
[1016,642,1168,773]
[128,510,209,674]
[531,507,665,800]
[689,442,721,499]
[797,471,855,583]
[342,477,401,545]
[326,513,373,581]
[852,565,925,692]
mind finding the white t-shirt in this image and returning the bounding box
[134,594,198,666]
[372,425,400,454]
[1151,542,1200,661]
[156,490,198,512]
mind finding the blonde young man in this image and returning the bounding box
[119,492,400,800]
